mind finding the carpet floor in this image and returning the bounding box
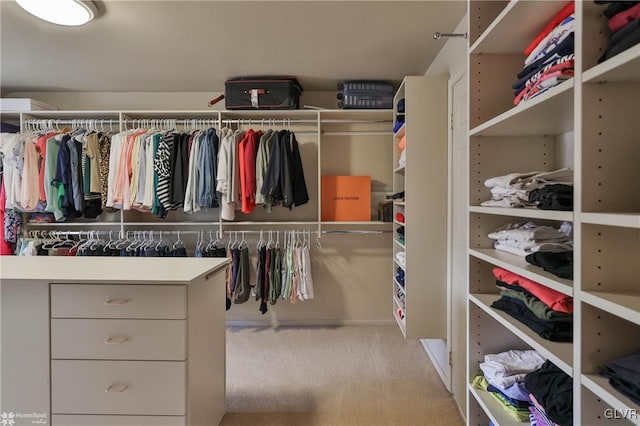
[221,325,463,426]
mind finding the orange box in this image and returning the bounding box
[321,175,371,221]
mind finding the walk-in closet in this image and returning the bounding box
[1,1,638,426]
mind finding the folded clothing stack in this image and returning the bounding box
[525,360,574,426]
[513,2,575,106]
[480,168,573,210]
[396,225,405,244]
[487,221,573,259]
[596,1,640,63]
[395,251,406,268]
[473,349,546,421]
[601,351,640,405]
[395,267,405,287]
[492,267,573,342]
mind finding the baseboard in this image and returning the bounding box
[226,319,395,327]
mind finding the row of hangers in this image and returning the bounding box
[23,119,118,133]
[26,229,321,252]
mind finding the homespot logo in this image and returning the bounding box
[0,412,15,426]
[0,412,47,425]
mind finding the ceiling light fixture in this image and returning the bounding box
[16,0,96,26]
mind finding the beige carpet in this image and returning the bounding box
[221,325,463,426]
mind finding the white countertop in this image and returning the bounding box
[0,256,230,284]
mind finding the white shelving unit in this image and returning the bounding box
[467,1,640,425]
[391,76,448,339]
[14,108,394,236]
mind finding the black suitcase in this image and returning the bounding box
[225,76,303,110]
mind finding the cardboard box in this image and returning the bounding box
[321,175,371,221]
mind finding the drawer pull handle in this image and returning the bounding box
[105,336,129,344]
[104,298,129,305]
[105,384,128,393]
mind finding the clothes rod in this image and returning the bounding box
[28,228,390,236]
[23,119,121,125]
[433,32,468,40]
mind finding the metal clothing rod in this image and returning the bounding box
[27,229,389,236]
[433,32,468,40]
[23,119,122,124]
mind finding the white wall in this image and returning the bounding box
[424,14,468,420]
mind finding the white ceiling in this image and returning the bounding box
[0,0,466,95]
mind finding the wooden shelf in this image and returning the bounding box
[468,248,574,296]
[581,291,640,326]
[470,294,573,376]
[468,384,524,426]
[469,206,573,222]
[582,375,640,425]
[583,45,640,84]
[469,79,574,137]
[470,0,568,55]
[580,213,640,229]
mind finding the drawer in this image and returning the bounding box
[51,319,186,360]
[52,415,185,426]
[52,360,185,415]
[51,284,186,319]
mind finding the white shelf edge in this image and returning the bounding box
[468,384,524,426]
[580,213,640,229]
[394,165,406,174]
[469,1,517,54]
[468,248,574,297]
[469,79,574,137]
[393,220,405,226]
[583,45,640,83]
[470,294,573,376]
[393,122,406,138]
[393,258,405,271]
[469,206,573,222]
[394,201,405,206]
[393,278,405,295]
[581,291,640,326]
[393,294,405,311]
[393,305,406,337]
[321,221,388,225]
[394,239,405,249]
[582,375,640,426]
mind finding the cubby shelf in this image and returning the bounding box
[391,76,448,340]
[468,384,523,426]
[469,79,574,137]
[582,375,640,426]
[580,213,640,229]
[468,248,574,296]
[470,294,573,376]
[583,44,640,84]
[581,291,640,326]
[468,206,573,222]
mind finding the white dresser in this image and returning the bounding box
[0,257,230,426]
